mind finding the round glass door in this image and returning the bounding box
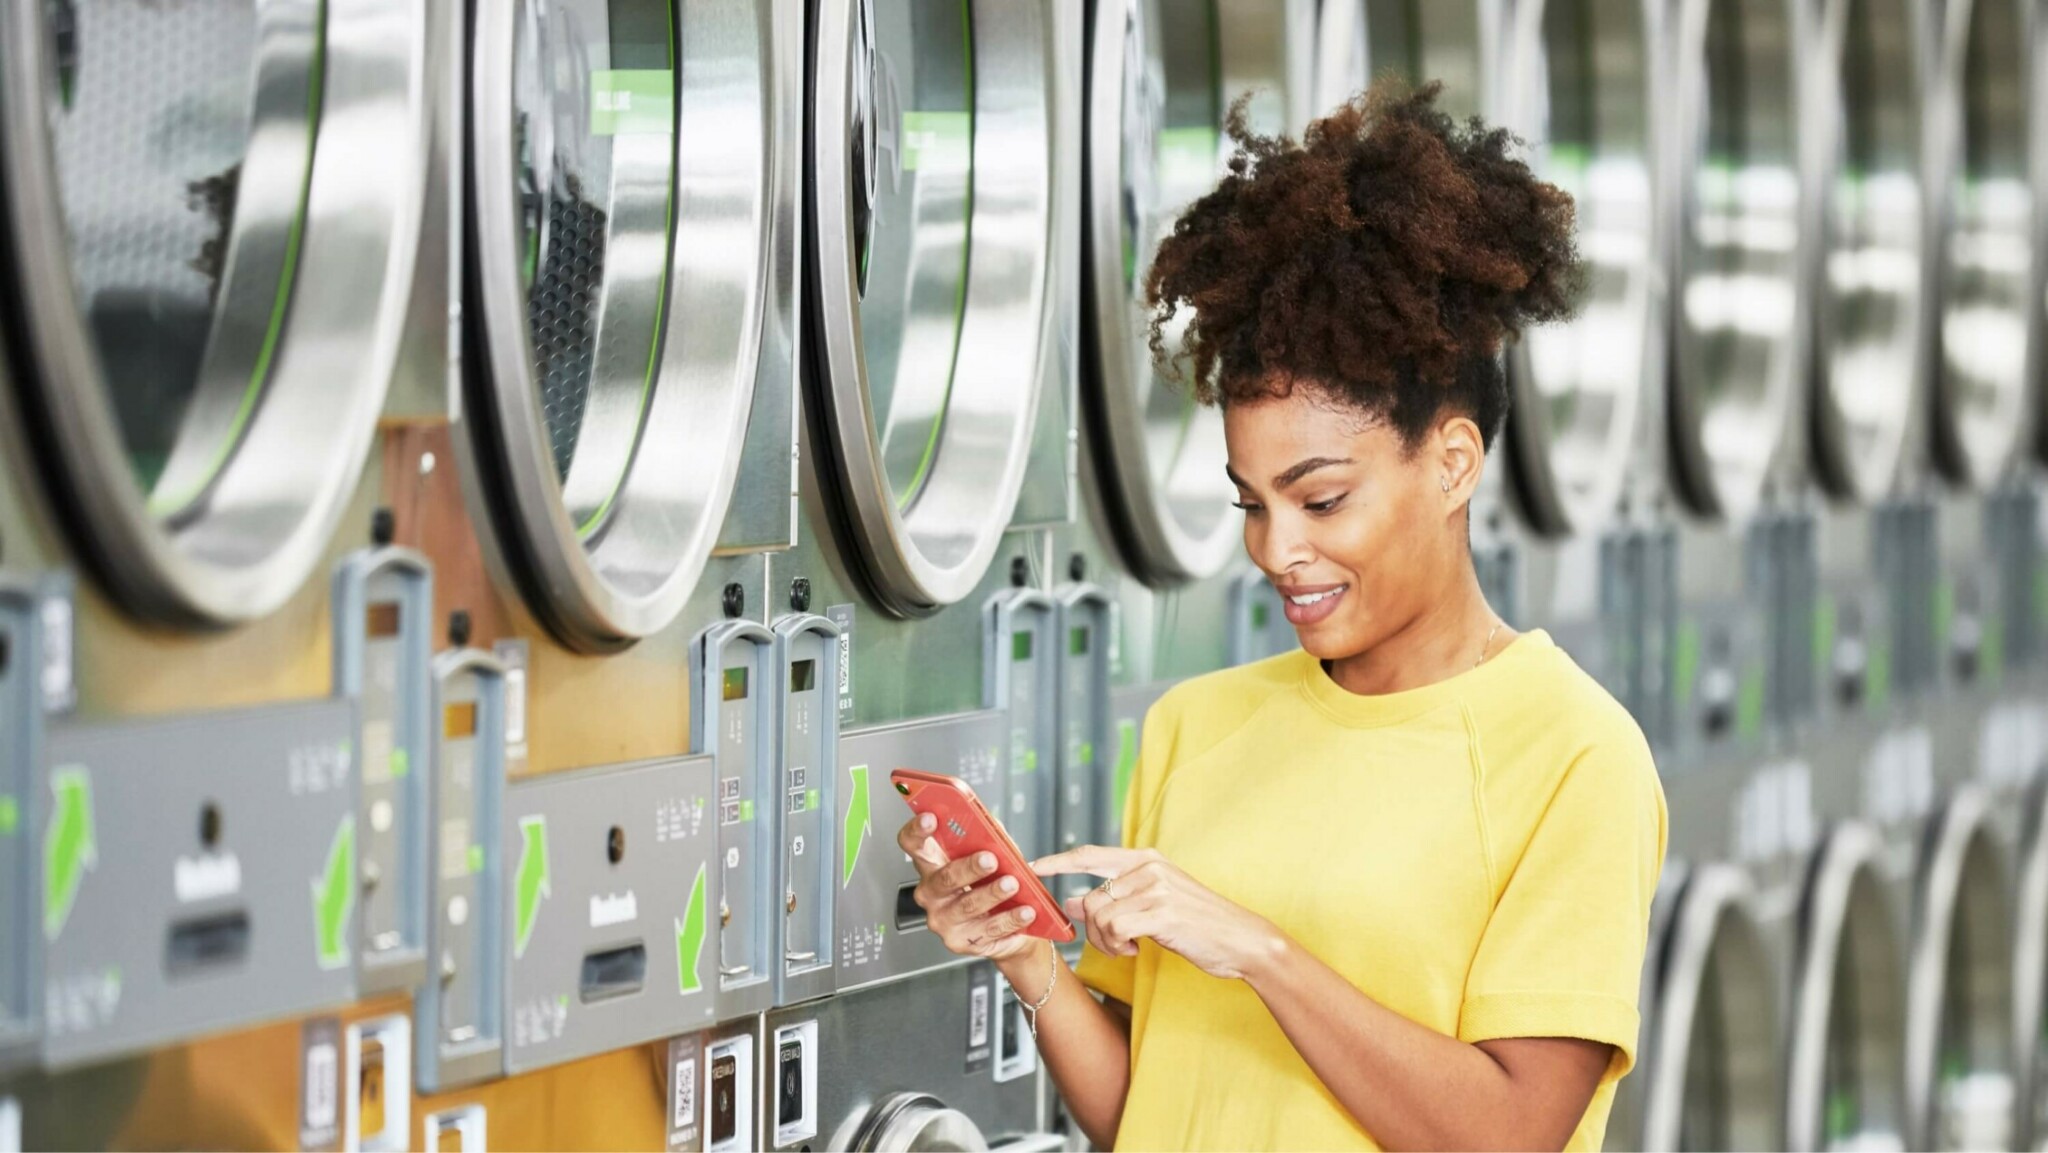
[1808,0,1929,504]
[1932,0,2035,488]
[1501,0,1655,536]
[807,0,1059,617]
[467,0,778,651]
[1083,0,1312,589]
[0,0,430,625]
[1786,825,1908,1152]
[1668,0,1803,521]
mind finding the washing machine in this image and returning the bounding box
[0,0,447,1142]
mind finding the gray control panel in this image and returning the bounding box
[333,547,433,994]
[689,622,776,1023]
[983,591,1056,861]
[772,614,840,1007]
[835,711,1008,992]
[1228,568,1293,666]
[39,700,358,1069]
[1052,586,1111,904]
[0,583,43,1068]
[501,754,721,1073]
[416,649,507,1092]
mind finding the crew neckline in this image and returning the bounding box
[1295,628,1555,728]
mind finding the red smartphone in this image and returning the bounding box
[891,768,1076,943]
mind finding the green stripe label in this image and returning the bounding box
[591,70,675,136]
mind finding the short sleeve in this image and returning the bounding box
[1073,698,1177,1004]
[1458,733,1667,1082]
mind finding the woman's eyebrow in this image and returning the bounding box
[1227,456,1355,491]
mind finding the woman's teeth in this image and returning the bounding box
[1289,588,1343,606]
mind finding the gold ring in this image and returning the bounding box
[1097,878,1119,901]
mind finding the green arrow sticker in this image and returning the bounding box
[44,766,95,940]
[1112,720,1140,830]
[312,815,356,970]
[677,863,708,995]
[843,765,871,889]
[514,815,550,959]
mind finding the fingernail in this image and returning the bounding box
[1018,908,1036,923]
[918,814,935,831]
[998,877,1018,894]
[977,853,996,870]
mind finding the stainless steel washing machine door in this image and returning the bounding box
[1785,823,1908,1152]
[1082,0,1312,589]
[0,0,431,626]
[1637,863,1782,1151]
[1500,0,1656,537]
[838,1092,988,1152]
[1805,0,1931,504]
[1905,787,2018,1152]
[1666,0,1805,522]
[805,0,1059,617]
[1311,0,1491,121]
[1930,0,2037,489]
[466,0,778,651]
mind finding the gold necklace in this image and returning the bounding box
[1475,620,1504,670]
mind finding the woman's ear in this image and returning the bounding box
[1437,416,1485,507]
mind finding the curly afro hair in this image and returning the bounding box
[1144,78,1582,452]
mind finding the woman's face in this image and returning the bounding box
[1222,388,1478,662]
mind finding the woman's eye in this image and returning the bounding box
[1231,500,1263,514]
[1305,494,1347,514]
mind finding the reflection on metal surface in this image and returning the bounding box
[1786,824,1907,1151]
[1311,0,1487,122]
[1668,0,1803,521]
[466,0,778,650]
[1637,863,1781,1151]
[1932,0,2036,487]
[2015,778,2048,1151]
[1502,0,1656,536]
[807,0,1059,616]
[1082,0,1311,588]
[1806,0,1929,503]
[842,1092,987,1152]
[1905,787,2017,1151]
[0,0,431,624]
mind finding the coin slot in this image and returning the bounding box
[578,942,647,1002]
[606,825,625,864]
[165,910,251,975]
[199,801,222,849]
[894,882,927,931]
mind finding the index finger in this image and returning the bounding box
[1030,845,1146,879]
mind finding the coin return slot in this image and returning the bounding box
[344,1014,412,1153]
[423,1106,486,1153]
[578,942,647,1002]
[894,882,927,931]
[773,1021,818,1146]
[165,910,251,976]
[704,1035,754,1153]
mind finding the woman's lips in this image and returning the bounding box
[1278,583,1348,627]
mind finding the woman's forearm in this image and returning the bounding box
[994,947,1131,1150]
[1244,934,1569,1150]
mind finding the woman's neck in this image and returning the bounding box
[1325,569,1508,697]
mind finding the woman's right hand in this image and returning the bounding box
[897,813,1043,962]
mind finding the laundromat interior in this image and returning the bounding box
[10,0,2048,1148]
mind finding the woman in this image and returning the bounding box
[898,80,1666,1151]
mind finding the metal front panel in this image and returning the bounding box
[773,615,841,1007]
[1105,680,1175,836]
[38,700,358,1069]
[333,548,434,994]
[0,585,41,1066]
[835,711,1008,992]
[502,754,721,1074]
[1227,568,1294,667]
[689,621,776,1021]
[984,592,1058,862]
[763,967,1045,1153]
[418,651,507,1092]
[0,0,432,625]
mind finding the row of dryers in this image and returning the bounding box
[0,1,2040,1153]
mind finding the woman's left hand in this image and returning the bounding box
[1031,846,1283,981]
